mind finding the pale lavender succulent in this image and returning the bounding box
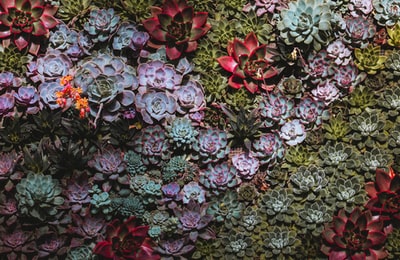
[243,0,282,16]
[137,60,182,91]
[0,72,22,91]
[326,39,353,66]
[174,79,206,114]
[258,91,294,127]
[135,90,177,124]
[156,236,195,257]
[305,50,335,84]
[311,80,340,105]
[112,22,149,52]
[28,49,73,83]
[253,133,285,166]
[38,81,65,110]
[232,152,260,180]
[343,16,376,48]
[180,182,206,204]
[0,92,15,117]
[49,23,72,50]
[280,119,307,146]
[173,200,214,242]
[14,86,40,114]
[199,162,241,195]
[192,128,230,164]
[0,151,22,191]
[332,63,366,93]
[162,182,181,199]
[348,0,373,17]
[133,125,171,166]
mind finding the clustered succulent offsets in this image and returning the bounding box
[2,0,400,259]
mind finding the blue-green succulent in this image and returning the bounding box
[110,196,145,218]
[253,133,285,167]
[380,85,400,117]
[221,231,254,259]
[260,187,298,225]
[319,141,360,172]
[165,117,199,149]
[124,150,147,176]
[84,8,120,43]
[88,185,113,220]
[277,0,334,51]
[15,172,64,221]
[373,0,400,26]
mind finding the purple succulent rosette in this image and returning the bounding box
[280,119,307,146]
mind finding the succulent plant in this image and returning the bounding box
[342,16,376,49]
[137,60,182,91]
[63,170,91,215]
[243,0,282,17]
[15,172,64,221]
[0,92,15,117]
[112,22,149,52]
[0,0,59,55]
[13,85,40,114]
[35,226,67,259]
[360,148,393,179]
[88,184,113,219]
[180,181,207,204]
[276,75,303,98]
[66,246,95,260]
[217,32,278,93]
[297,200,333,237]
[94,216,160,260]
[0,150,22,191]
[133,125,171,166]
[295,96,329,130]
[221,231,254,259]
[321,207,388,259]
[277,0,333,51]
[110,196,145,218]
[174,79,206,115]
[279,119,307,146]
[0,46,30,74]
[354,44,387,75]
[253,132,285,166]
[142,0,211,60]
[373,0,400,26]
[28,48,73,83]
[232,151,260,180]
[156,235,195,258]
[326,39,352,66]
[199,162,241,195]
[305,49,335,83]
[74,51,138,123]
[319,141,360,172]
[83,8,119,43]
[289,165,329,201]
[329,176,366,212]
[162,155,191,183]
[258,91,294,127]
[346,84,377,115]
[207,190,245,229]
[165,117,198,149]
[237,206,262,236]
[386,22,400,48]
[385,49,400,77]
[332,62,365,93]
[365,168,400,222]
[311,80,340,105]
[124,150,147,176]
[348,0,374,17]
[260,187,298,225]
[349,109,387,149]
[0,224,36,259]
[261,226,301,259]
[192,127,230,164]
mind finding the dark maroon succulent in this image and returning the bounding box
[217,32,279,93]
[68,211,106,247]
[0,0,59,55]
[35,226,67,259]
[62,170,91,215]
[0,224,36,260]
[365,168,400,222]
[93,216,160,260]
[321,207,388,260]
[0,192,19,226]
[142,0,211,60]
[156,235,195,258]
[0,150,23,191]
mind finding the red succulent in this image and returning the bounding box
[142,0,211,60]
[93,216,160,260]
[321,207,388,260]
[0,0,59,55]
[217,32,279,94]
[365,168,400,222]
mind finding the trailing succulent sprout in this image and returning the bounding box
[277,0,333,51]
[15,173,64,221]
[373,0,400,26]
[74,51,138,123]
[329,176,366,212]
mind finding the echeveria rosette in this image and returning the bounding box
[192,127,230,164]
[83,8,119,43]
[280,119,307,146]
[295,96,329,130]
[93,216,160,260]
[231,151,260,180]
[258,91,294,127]
[14,85,40,114]
[180,181,206,204]
[253,132,285,166]
[137,60,183,91]
[321,207,388,260]
[354,44,387,75]
[0,92,15,117]
[217,32,278,94]
[343,16,376,49]
[277,0,333,51]
[135,89,178,125]
[174,79,206,115]
[365,168,400,222]
[373,0,400,26]
[142,0,211,60]
[199,162,241,195]
[0,0,59,55]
